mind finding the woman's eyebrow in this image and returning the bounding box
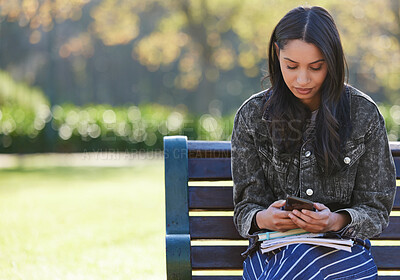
[283,57,325,64]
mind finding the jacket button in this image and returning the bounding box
[305,151,311,157]
[306,188,313,196]
[344,157,351,164]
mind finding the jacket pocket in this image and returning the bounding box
[258,145,292,198]
[333,139,366,202]
[258,146,289,174]
[343,140,366,168]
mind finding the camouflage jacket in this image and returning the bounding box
[231,85,396,239]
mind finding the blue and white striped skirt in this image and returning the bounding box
[243,239,377,280]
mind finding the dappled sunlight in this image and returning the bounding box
[0,0,399,116]
[90,0,140,46]
[134,32,187,71]
[59,33,94,58]
[0,0,399,98]
[0,0,399,153]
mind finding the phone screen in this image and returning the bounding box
[284,196,315,211]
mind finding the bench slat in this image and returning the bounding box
[191,246,400,270]
[188,141,231,158]
[189,186,234,210]
[394,157,400,179]
[373,246,400,269]
[189,186,400,211]
[190,216,243,240]
[375,216,400,239]
[189,158,232,181]
[192,246,245,269]
[190,216,400,240]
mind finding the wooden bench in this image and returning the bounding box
[164,136,400,280]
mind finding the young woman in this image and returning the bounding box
[231,6,396,280]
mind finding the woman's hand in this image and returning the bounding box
[288,203,350,233]
[256,200,299,232]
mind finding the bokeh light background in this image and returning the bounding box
[0,0,399,152]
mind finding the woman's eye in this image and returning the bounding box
[310,66,322,71]
[286,65,322,70]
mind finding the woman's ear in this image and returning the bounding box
[274,42,280,58]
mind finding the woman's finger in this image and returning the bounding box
[314,202,328,211]
[292,209,315,223]
[288,212,309,228]
[302,209,328,220]
[288,213,326,232]
[270,199,286,208]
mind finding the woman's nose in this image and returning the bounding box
[297,71,310,86]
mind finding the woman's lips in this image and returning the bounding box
[295,87,312,95]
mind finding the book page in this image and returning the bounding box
[260,237,354,253]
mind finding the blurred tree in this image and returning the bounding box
[0,0,399,114]
[330,0,400,105]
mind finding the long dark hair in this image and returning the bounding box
[263,6,351,176]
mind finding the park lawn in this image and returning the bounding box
[0,160,166,279]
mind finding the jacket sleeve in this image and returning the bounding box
[231,110,275,238]
[336,112,396,239]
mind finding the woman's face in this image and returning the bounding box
[277,39,328,111]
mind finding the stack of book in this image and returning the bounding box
[258,228,354,253]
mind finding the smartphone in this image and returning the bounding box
[284,195,315,211]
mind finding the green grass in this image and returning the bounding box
[0,161,166,279]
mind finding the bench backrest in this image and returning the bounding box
[165,136,400,280]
